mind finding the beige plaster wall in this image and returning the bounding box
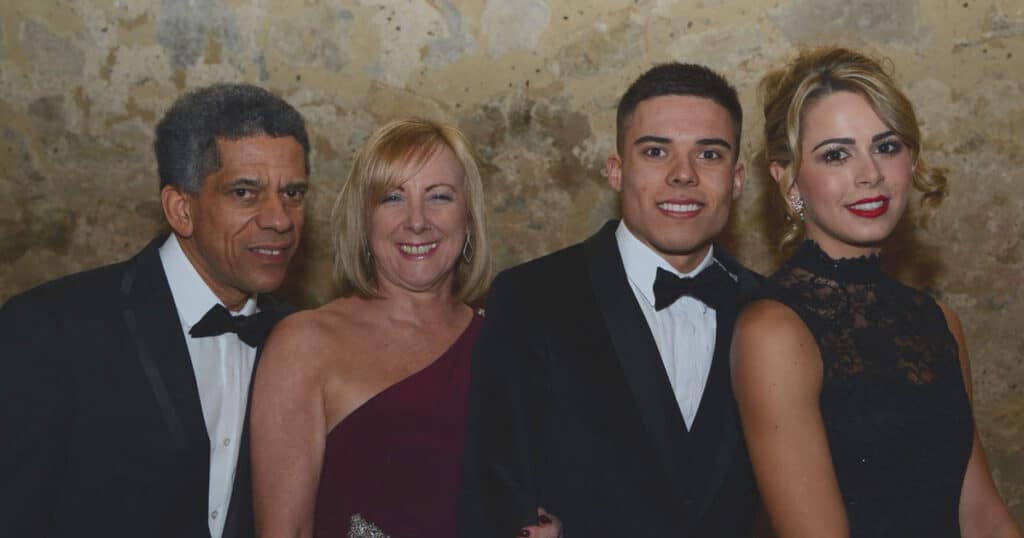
[1,0,1021,523]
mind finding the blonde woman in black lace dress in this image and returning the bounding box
[731,46,1022,538]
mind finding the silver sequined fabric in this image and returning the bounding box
[347,514,391,538]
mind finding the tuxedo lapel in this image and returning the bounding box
[222,297,293,538]
[689,248,754,519]
[120,237,209,454]
[690,294,740,518]
[582,222,689,500]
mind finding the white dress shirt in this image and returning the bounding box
[159,235,258,538]
[616,221,717,430]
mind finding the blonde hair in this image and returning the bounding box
[331,118,492,302]
[757,46,947,250]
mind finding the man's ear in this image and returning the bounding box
[607,154,623,192]
[769,161,798,198]
[161,185,194,238]
[768,161,787,186]
[731,161,745,200]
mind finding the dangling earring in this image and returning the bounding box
[462,232,473,263]
[788,193,805,221]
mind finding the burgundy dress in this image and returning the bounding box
[313,315,481,538]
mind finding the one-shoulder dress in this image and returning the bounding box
[754,241,974,537]
[313,314,482,538]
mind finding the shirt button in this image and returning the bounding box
[211,510,218,519]
[223,438,231,447]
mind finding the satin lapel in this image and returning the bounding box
[692,296,741,518]
[582,222,688,497]
[222,299,292,538]
[693,253,759,518]
[120,238,209,453]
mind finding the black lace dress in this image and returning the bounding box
[755,241,974,537]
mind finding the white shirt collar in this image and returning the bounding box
[158,234,259,329]
[615,220,716,308]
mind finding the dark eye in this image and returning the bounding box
[232,188,254,199]
[876,140,903,154]
[698,149,721,160]
[643,147,667,158]
[283,187,307,202]
[823,148,847,163]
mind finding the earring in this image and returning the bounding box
[788,193,805,221]
[462,232,473,263]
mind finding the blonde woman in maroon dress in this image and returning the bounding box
[250,118,560,538]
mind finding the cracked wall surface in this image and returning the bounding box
[1,0,1021,522]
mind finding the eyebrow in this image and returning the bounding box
[633,135,671,146]
[696,137,733,150]
[812,130,899,152]
[872,130,897,142]
[390,182,456,193]
[226,178,262,189]
[225,178,308,191]
[632,135,734,150]
[811,137,854,152]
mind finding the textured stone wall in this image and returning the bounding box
[1,0,1021,522]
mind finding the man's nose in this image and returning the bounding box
[256,195,294,232]
[668,157,698,186]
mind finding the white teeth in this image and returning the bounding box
[658,202,702,212]
[399,243,437,255]
[253,248,282,255]
[850,200,884,211]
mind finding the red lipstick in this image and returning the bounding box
[845,196,889,218]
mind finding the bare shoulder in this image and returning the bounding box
[737,298,804,328]
[734,299,816,357]
[732,299,821,389]
[257,299,365,381]
[263,309,329,360]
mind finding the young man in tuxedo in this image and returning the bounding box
[459,64,761,537]
[0,83,310,538]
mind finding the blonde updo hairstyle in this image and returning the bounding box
[331,118,492,303]
[758,46,947,250]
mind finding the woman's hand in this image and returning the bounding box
[517,507,562,538]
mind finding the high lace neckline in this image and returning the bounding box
[789,240,883,284]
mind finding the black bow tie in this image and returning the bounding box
[653,265,735,311]
[189,304,275,348]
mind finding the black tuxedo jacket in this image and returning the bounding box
[458,221,762,537]
[0,236,290,538]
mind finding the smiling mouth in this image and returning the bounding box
[398,243,438,256]
[845,197,889,217]
[657,201,704,215]
[248,245,292,263]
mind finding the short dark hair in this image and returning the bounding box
[154,83,311,192]
[616,63,743,154]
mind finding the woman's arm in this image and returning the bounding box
[730,300,847,538]
[250,313,328,538]
[938,303,1023,538]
